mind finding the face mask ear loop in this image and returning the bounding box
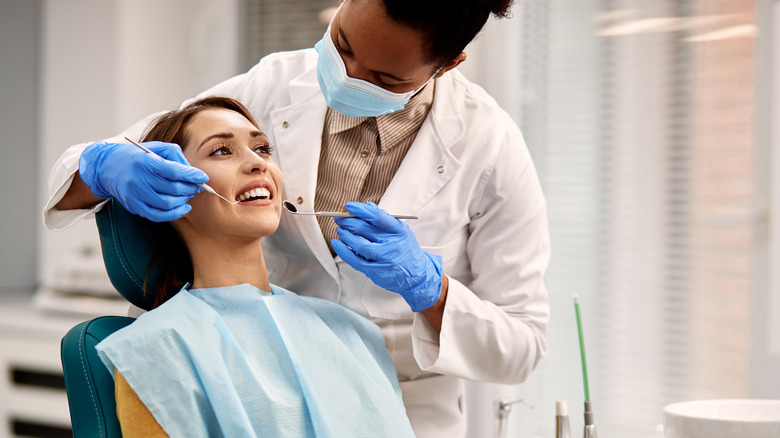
[431,66,443,81]
[415,67,442,95]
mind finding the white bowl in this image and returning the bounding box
[663,399,780,438]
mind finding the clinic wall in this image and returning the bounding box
[769,0,780,396]
[38,0,240,287]
[752,0,780,398]
[0,0,40,293]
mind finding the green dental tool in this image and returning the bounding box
[573,294,598,438]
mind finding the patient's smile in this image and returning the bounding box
[237,187,270,202]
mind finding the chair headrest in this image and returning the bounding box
[95,199,159,311]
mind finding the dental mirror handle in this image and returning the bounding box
[283,200,417,219]
[314,212,418,219]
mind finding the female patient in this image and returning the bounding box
[95,96,414,437]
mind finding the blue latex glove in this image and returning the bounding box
[331,202,443,312]
[79,141,209,222]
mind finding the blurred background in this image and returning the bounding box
[0,0,777,437]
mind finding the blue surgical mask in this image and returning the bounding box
[314,27,434,117]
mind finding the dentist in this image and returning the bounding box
[44,0,551,436]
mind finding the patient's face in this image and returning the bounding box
[176,108,283,240]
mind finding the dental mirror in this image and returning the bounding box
[283,200,417,219]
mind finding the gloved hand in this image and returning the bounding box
[331,202,443,312]
[79,140,209,222]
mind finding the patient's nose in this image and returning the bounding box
[245,152,268,173]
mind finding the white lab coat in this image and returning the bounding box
[44,49,550,437]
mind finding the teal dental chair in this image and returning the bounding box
[60,199,160,437]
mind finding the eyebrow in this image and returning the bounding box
[198,131,266,150]
[199,133,233,150]
[337,25,412,83]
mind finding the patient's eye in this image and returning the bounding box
[254,144,274,156]
[210,143,233,156]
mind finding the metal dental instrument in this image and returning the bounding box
[496,399,533,438]
[125,137,239,205]
[283,200,418,219]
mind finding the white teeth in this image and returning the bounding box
[237,187,271,202]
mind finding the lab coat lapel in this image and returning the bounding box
[379,78,464,219]
[269,79,339,282]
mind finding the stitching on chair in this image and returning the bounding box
[109,201,143,289]
[78,321,104,438]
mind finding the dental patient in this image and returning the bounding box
[94,96,415,437]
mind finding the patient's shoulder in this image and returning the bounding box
[115,371,169,437]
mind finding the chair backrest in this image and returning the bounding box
[94,198,160,311]
[61,199,161,436]
[61,316,134,437]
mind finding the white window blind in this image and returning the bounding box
[498,0,757,437]
[238,0,339,71]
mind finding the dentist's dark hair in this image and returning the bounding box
[379,0,516,66]
[139,96,260,308]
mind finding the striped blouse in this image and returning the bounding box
[314,81,435,253]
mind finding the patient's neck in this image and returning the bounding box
[185,234,270,293]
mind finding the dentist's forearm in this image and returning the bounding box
[55,171,103,211]
[420,275,449,333]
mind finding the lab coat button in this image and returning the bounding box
[436,166,445,173]
[296,196,303,204]
[282,121,289,128]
